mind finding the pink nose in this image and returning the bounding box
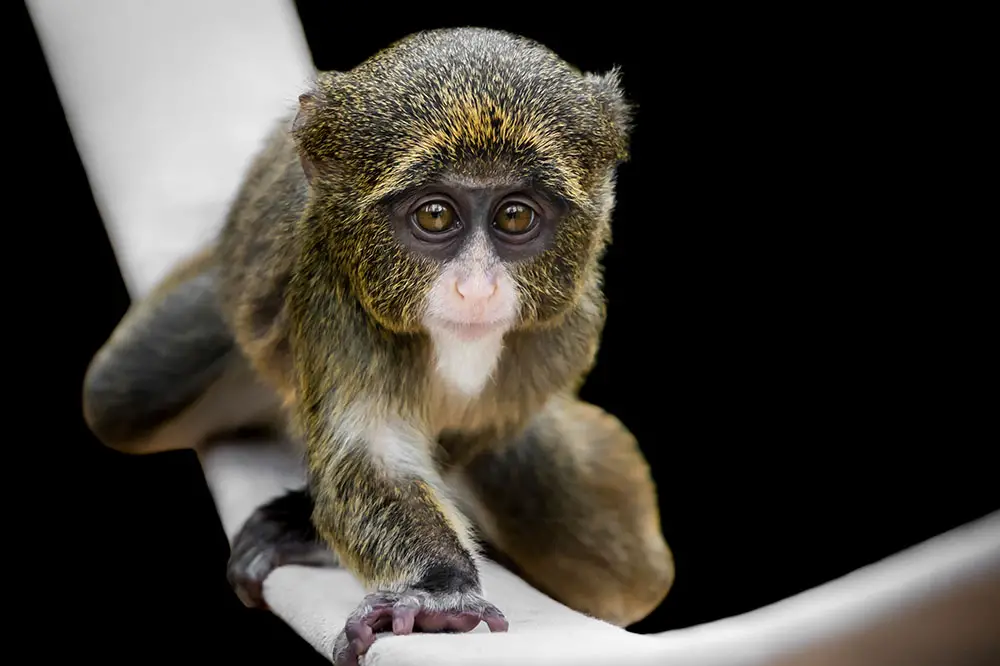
[455,275,498,302]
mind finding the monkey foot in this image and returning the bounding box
[332,589,509,666]
[226,488,338,610]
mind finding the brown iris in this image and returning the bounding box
[414,201,457,233]
[494,203,535,234]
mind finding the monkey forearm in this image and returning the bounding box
[309,437,480,594]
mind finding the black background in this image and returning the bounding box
[18,2,996,662]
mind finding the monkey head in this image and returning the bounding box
[292,28,631,344]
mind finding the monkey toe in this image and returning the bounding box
[332,590,508,666]
[227,489,337,610]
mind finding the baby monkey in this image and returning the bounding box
[83,27,674,664]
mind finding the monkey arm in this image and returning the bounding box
[307,426,481,594]
[301,408,507,665]
[281,274,486,596]
[283,303,509,663]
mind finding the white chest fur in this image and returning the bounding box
[429,327,506,397]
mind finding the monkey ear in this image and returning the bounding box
[292,92,321,182]
[292,72,343,183]
[585,68,634,162]
[292,92,319,132]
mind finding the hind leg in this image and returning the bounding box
[456,396,675,627]
[82,248,281,453]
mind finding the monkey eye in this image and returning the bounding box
[492,202,538,236]
[411,201,460,237]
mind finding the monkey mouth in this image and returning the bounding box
[426,317,510,341]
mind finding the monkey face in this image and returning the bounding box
[384,177,573,339]
[293,28,630,338]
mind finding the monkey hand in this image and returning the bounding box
[331,588,509,665]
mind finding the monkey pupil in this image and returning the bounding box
[418,203,452,232]
[499,205,532,233]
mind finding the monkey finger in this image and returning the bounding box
[391,606,417,634]
[445,613,483,633]
[337,599,404,666]
[345,606,391,647]
[482,607,509,632]
[413,611,460,633]
[344,619,374,650]
[408,610,481,634]
[332,631,362,666]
